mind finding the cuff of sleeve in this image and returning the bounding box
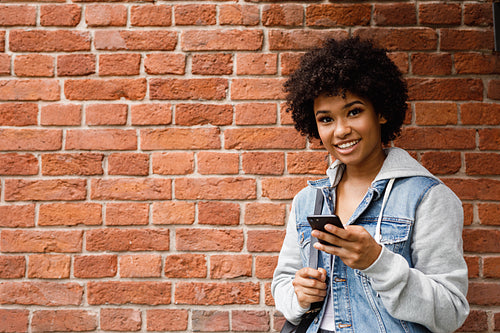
[360,245,408,286]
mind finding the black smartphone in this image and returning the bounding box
[307,215,344,246]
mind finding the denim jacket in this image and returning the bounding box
[272,148,469,333]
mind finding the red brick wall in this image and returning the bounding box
[0,1,498,332]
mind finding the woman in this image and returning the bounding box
[271,37,469,333]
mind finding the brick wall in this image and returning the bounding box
[0,1,498,332]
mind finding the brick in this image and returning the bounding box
[41,104,81,126]
[131,4,172,26]
[95,30,177,51]
[395,128,475,150]
[440,29,494,51]
[354,28,437,51]
[444,178,500,201]
[108,153,149,176]
[198,201,240,225]
[0,309,28,333]
[419,3,461,25]
[0,129,60,151]
[32,310,97,332]
[266,283,275,307]
[0,5,36,26]
[152,201,195,225]
[14,54,54,77]
[235,103,277,125]
[41,153,103,176]
[40,4,81,27]
[85,4,126,26]
[455,53,500,75]
[0,282,83,306]
[488,80,500,100]
[87,281,171,305]
[181,29,263,51]
[0,153,38,176]
[463,229,500,253]
[119,254,161,278]
[247,230,285,252]
[0,204,35,227]
[478,203,500,226]
[255,255,278,279]
[388,52,409,74]
[242,152,284,175]
[100,308,141,332]
[262,177,310,200]
[411,53,452,76]
[175,282,259,305]
[484,257,500,278]
[175,228,243,252]
[106,202,149,226]
[85,103,127,126]
[465,153,500,175]
[99,53,141,76]
[219,4,259,26]
[66,129,137,150]
[465,255,480,278]
[174,4,216,25]
[236,54,277,75]
[192,53,233,75]
[164,254,206,278]
[496,312,500,331]
[175,103,232,126]
[146,309,188,331]
[10,30,90,52]
[373,3,416,26]
[4,179,86,202]
[65,78,146,100]
[131,103,172,125]
[192,311,229,332]
[197,152,239,175]
[1,230,82,253]
[479,129,500,150]
[141,128,221,150]
[39,203,102,226]
[263,4,303,27]
[57,54,95,76]
[0,256,25,278]
[152,152,194,175]
[225,128,305,149]
[231,78,286,100]
[232,310,270,332]
[0,79,59,101]
[244,203,286,226]
[86,228,170,252]
[210,254,251,279]
[150,78,227,100]
[280,102,295,125]
[0,31,4,51]
[74,255,117,278]
[144,53,185,75]
[280,52,304,75]
[175,177,256,200]
[464,3,493,26]
[467,282,500,306]
[421,152,461,175]
[457,310,488,332]
[28,254,70,279]
[287,152,329,175]
[0,53,9,75]
[414,102,457,125]
[307,4,370,27]
[91,178,171,200]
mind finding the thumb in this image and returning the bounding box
[318,268,327,281]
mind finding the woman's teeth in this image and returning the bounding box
[337,140,359,149]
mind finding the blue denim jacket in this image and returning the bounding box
[272,148,469,333]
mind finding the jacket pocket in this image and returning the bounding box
[357,217,412,254]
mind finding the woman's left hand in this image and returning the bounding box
[311,224,382,270]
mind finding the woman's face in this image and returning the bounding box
[313,92,386,169]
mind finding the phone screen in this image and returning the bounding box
[307,215,343,246]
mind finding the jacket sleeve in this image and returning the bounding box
[271,198,310,324]
[361,183,470,333]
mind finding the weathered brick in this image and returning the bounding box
[152,152,194,175]
[85,4,126,26]
[131,103,172,125]
[152,201,195,225]
[39,202,102,226]
[263,4,303,27]
[99,53,141,76]
[0,5,36,26]
[483,257,500,278]
[373,3,416,26]
[225,128,305,150]
[175,177,256,200]
[244,202,286,226]
[144,53,185,75]
[164,254,206,278]
[66,129,136,150]
[4,179,86,201]
[130,4,172,27]
[232,310,270,332]
[146,309,188,332]
[57,54,95,76]
[269,29,347,51]
[235,103,277,125]
[287,152,329,175]
[0,309,28,333]
[488,79,500,100]
[0,204,35,227]
[354,28,437,51]
[100,308,141,332]
[465,153,500,176]
[74,255,117,278]
[40,4,81,27]
[242,152,284,175]
[1,230,83,253]
[198,201,240,225]
[106,202,149,226]
[247,230,285,252]
[465,255,480,278]
[175,282,259,305]
[479,129,500,150]
[231,78,286,100]
[86,228,170,251]
[463,229,500,253]
[0,79,59,101]
[41,104,81,126]
[85,103,127,126]
[236,54,277,75]
[174,4,216,25]
[27,254,70,279]
[14,54,54,77]
[395,128,476,150]
[175,103,232,126]
[108,153,148,176]
[444,178,500,201]
[176,228,244,252]
[455,53,500,75]
[32,310,97,332]
[414,102,457,125]
[478,203,500,226]
[141,128,221,150]
[41,153,103,176]
[0,282,83,306]
[418,3,461,25]
[150,78,227,100]
[420,151,461,175]
[255,255,279,279]
[307,4,370,27]
[192,311,229,332]
[91,178,171,200]
[181,29,263,51]
[411,53,452,76]
[464,3,493,26]
[219,4,259,26]
[262,177,311,200]
[65,78,146,100]
[197,152,239,175]
[467,282,500,306]
[457,310,488,332]
[441,29,494,51]
[192,53,233,75]
[0,103,37,126]
[0,153,38,176]
[95,30,177,51]
[0,256,25,278]
[119,254,162,278]
[210,254,252,279]
[88,281,171,305]
[10,30,90,52]
[280,52,304,76]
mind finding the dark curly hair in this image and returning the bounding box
[284,37,408,145]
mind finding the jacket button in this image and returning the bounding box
[314,317,319,323]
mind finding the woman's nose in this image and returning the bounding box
[335,119,351,138]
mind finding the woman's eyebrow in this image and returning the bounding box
[343,100,365,109]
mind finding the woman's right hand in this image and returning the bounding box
[292,267,327,309]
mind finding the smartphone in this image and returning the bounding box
[307,215,344,246]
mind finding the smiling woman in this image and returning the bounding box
[271,37,469,333]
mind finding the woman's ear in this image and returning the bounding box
[379,115,388,124]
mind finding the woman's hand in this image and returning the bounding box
[312,224,382,270]
[292,267,327,309]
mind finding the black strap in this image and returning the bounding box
[308,188,323,269]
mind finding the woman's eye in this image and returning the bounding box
[317,116,333,123]
[348,108,362,116]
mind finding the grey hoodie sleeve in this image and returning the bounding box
[361,183,469,333]
[271,199,310,324]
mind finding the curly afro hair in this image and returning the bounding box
[284,37,408,145]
